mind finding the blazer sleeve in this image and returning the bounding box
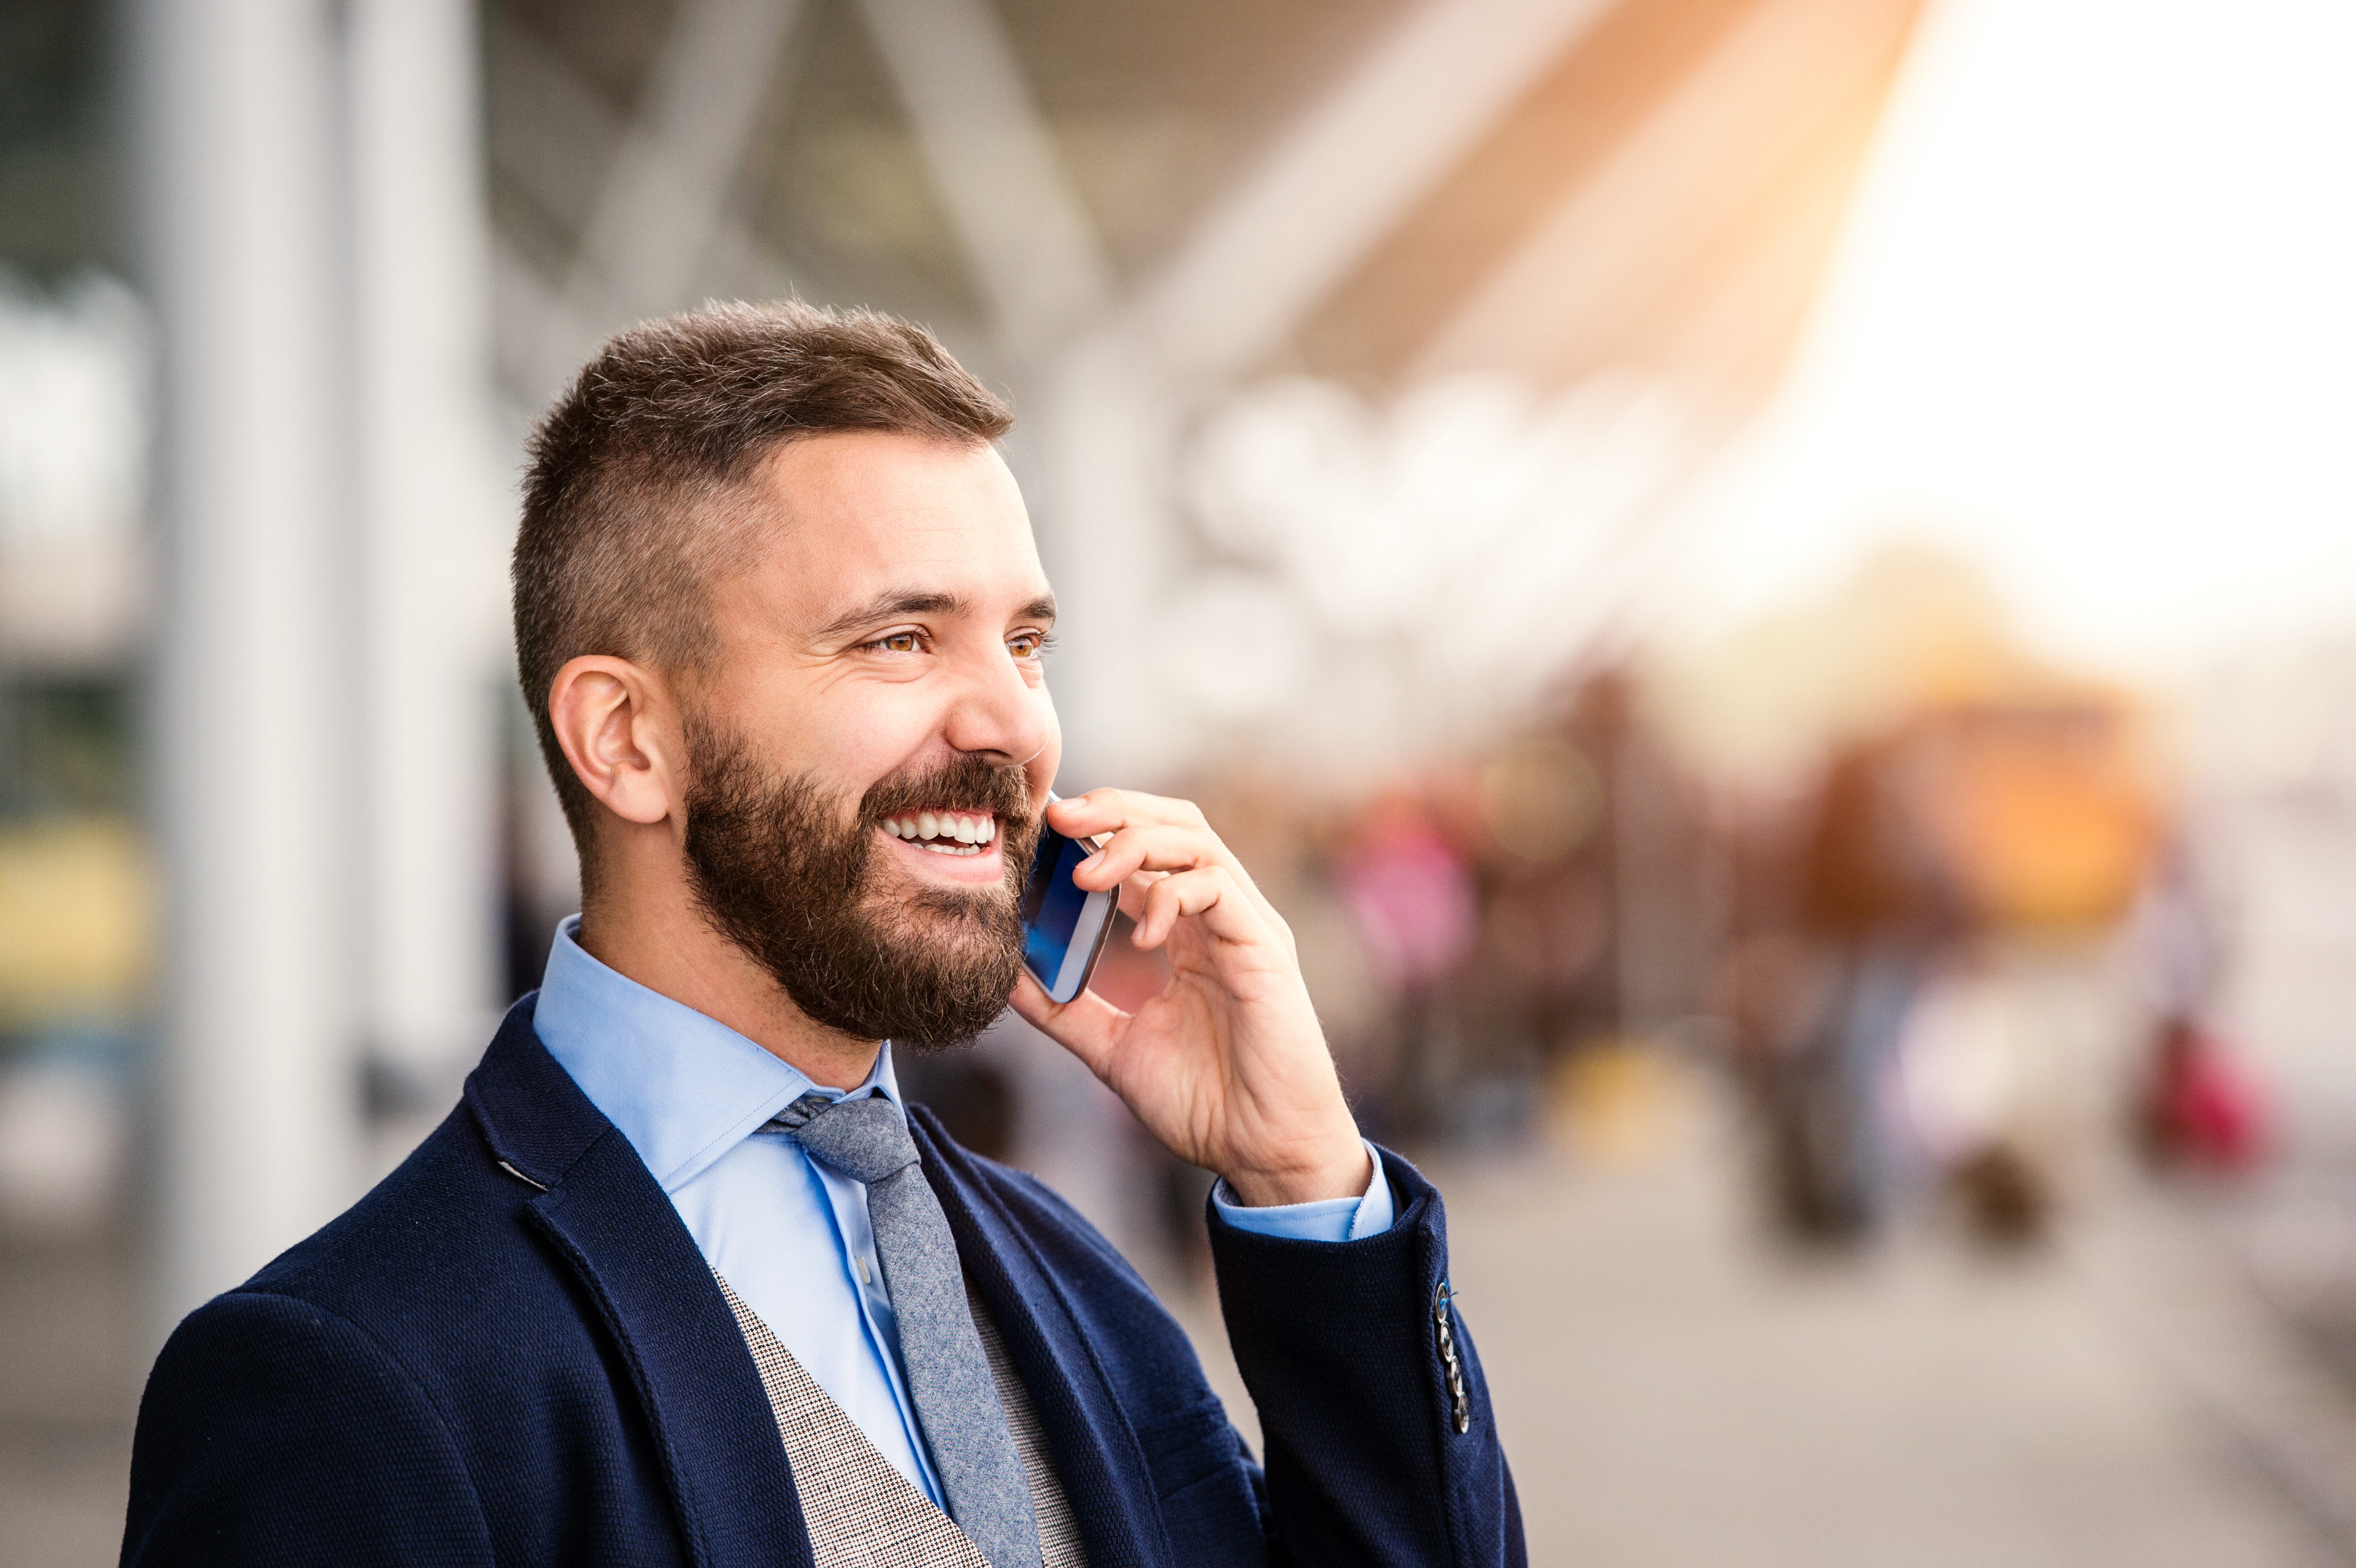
[123,1290,497,1567]
[1206,1146,1527,1568]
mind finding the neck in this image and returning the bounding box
[576,850,883,1091]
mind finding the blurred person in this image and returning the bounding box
[1336,787,1480,1139]
[2126,840,2266,1174]
[2135,1015,2267,1174]
[1243,795,1399,1140]
[1708,730,1945,1243]
[1714,925,1840,1232]
[1785,730,1967,1239]
[1337,789,1480,995]
[1472,753,1610,1061]
[1441,735,1610,1152]
[120,305,1521,1567]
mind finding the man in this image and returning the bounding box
[123,302,1522,1567]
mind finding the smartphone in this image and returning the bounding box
[1020,795,1119,1004]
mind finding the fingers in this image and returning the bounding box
[1067,823,1222,892]
[1061,800,1282,913]
[1092,833,1280,947]
[1046,787,1203,841]
[1050,788,1295,958]
[1132,864,1265,950]
[1115,878,1151,924]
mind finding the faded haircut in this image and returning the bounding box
[512,300,1013,879]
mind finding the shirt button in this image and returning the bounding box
[854,1255,873,1287]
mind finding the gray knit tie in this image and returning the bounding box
[773,1091,1043,1568]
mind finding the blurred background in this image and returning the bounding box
[6,0,2356,1561]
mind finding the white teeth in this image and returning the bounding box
[885,810,997,850]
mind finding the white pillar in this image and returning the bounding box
[347,0,506,1095]
[134,0,359,1330]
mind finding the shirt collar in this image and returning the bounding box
[532,915,901,1192]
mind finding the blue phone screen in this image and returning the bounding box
[1021,828,1095,986]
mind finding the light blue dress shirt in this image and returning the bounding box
[533,916,1393,1503]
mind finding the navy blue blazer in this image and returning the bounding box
[123,997,1524,1566]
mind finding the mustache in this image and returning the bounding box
[857,753,1036,831]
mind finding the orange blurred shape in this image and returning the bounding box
[1929,700,2156,930]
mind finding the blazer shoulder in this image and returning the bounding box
[241,994,613,1324]
[229,1104,609,1403]
[247,1106,536,1289]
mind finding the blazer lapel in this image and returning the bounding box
[467,997,815,1568]
[911,1107,1171,1568]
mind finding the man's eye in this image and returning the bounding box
[871,632,922,654]
[1008,631,1055,660]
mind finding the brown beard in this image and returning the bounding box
[680,714,1040,1052]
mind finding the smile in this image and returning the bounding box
[880,810,998,857]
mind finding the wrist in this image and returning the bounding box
[1222,1135,1373,1209]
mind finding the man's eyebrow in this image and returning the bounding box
[815,588,1058,642]
[816,590,967,642]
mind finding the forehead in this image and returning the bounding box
[734,430,1047,621]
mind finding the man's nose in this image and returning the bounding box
[940,643,1052,766]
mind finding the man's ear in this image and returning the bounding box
[547,655,684,829]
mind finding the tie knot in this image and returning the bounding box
[775,1092,920,1186]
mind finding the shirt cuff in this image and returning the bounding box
[1210,1139,1396,1242]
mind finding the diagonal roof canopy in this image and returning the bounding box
[487,0,1925,417]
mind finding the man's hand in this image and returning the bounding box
[1008,789,1371,1208]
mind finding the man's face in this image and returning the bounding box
[679,431,1062,1048]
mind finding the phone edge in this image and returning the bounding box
[1047,884,1119,1003]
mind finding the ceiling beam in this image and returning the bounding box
[1412,0,1920,391]
[854,0,1114,360]
[1124,0,1623,384]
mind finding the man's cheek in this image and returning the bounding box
[1025,699,1062,802]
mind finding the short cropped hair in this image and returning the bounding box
[513,300,1012,870]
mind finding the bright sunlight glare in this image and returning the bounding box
[1669,0,2356,668]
